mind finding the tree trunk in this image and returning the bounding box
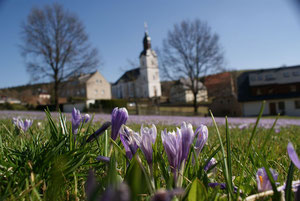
[54,81,59,111]
[193,92,198,114]
[54,71,60,111]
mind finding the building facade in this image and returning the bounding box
[169,79,208,103]
[204,72,242,116]
[237,65,300,116]
[61,71,111,106]
[112,31,162,99]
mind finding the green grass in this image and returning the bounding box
[0,110,299,200]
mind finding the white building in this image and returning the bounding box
[112,30,162,99]
[169,79,208,103]
[238,65,300,116]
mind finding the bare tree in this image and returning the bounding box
[159,19,224,113]
[20,3,99,110]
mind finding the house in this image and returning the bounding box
[169,79,208,103]
[204,72,242,116]
[0,83,52,106]
[60,71,111,107]
[237,65,300,116]
[112,30,162,99]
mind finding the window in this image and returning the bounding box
[291,85,297,92]
[257,75,263,81]
[265,74,275,81]
[101,90,105,95]
[153,75,155,80]
[283,72,290,77]
[278,102,285,110]
[95,89,98,94]
[295,100,300,109]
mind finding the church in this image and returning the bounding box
[112,29,162,99]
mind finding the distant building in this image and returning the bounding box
[60,71,111,106]
[204,72,242,116]
[112,30,162,99]
[169,79,208,103]
[238,65,300,116]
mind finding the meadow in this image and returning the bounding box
[0,105,299,201]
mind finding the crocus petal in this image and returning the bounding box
[151,188,184,201]
[137,124,157,165]
[180,122,194,162]
[208,183,226,190]
[256,167,278,192]
[204,157,217,172]
[85,169,99,201]
[162,128,183,171]
[120,125,138,160]
[287,142,300,170]
[96,156,110,163]
[82,114,90,123]
[111,107,128,140]
[195,124,208,152]
[13,117,33,132]
[100,183,130,201]
[72,108,82,134]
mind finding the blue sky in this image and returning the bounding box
[1,0,300,88]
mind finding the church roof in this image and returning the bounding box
[113,68,140,85]
[140,32,151,57]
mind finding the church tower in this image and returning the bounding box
[139,25,161,98]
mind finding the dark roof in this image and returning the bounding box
[140,32,151,57]
[237,65,300,102]
[114,68,140,85]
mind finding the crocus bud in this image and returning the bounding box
[120,125,138,160]
[13,117,33,132]
[195,124,208,152]
[204,157,217,172]
[180,122,194,162]
[133,124,157,165]
[161,128,182,172]
[72,107,90,134]
[111,107,128,140]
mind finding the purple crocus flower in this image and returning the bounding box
[204,157,217,172]
[120,125,138,160]
[133,124,157,165]
[100,183,130,201]
[151,188,184,201]
[208,182,226,190]
[287,142,300,170]
[194,124,208,153]
[208,183,239,193]
[180,122,194,162]
[13,117,33,132]
[71,108,90,134]
[162,122,196,172]
[256,167,278,192]
[111,107,128,141]
[161,128,182,172]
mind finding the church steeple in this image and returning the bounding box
[140,22,152,57]
[143,32,151,50]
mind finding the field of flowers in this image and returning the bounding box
[0,105,299,200]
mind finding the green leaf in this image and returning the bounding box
[285,162,295,201]
[187,178,207,201]
[124,157,149,200]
